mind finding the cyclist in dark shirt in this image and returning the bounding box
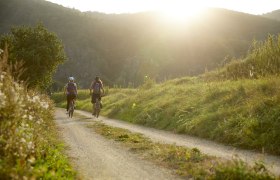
[90,76,104,114]
[64,77,77,112]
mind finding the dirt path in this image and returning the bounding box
[55,109,181,180]
[74,109,280,176]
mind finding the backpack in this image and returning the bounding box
[67,82,76,94]
[92,82,101,94]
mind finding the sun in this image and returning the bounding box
[158,3,205,24]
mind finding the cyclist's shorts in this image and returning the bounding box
[91,93,101,104]
[67,94,77,100]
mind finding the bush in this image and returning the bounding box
[0,24,66,90]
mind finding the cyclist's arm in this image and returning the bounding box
[74,83,78,95]
[101,83,105,94]
[64,84,67,95]
[89,82,93,94]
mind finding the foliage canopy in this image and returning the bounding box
[0,24,66,90]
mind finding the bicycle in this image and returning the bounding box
[93,98,101,118]
[68,99,75,118]
[91,93,104,118]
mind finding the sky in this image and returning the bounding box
[45,0,280,15]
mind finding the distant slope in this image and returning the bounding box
[1,0,280,88]
[262,9,280,21]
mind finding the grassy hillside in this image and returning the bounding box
[52,76,280,155]
[2,0,280,88]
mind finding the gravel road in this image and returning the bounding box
[74,109,280,176]
[55,109,181,180]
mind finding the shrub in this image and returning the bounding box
[0,24,66,90]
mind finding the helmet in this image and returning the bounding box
[68,77,74,81]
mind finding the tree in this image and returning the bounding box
[0,24,66,90]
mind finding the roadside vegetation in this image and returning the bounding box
[52,34,280,156]
[86,121,276,179]
[0,25,76,179]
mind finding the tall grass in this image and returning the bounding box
[0,48,75,178]
[206,34,280,80]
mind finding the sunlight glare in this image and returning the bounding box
[159,2,205,24]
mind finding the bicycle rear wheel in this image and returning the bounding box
[95,108,100,118]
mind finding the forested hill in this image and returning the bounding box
[1,0,280,88]
[263,10,280,21]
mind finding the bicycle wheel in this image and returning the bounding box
[95,107,99,118]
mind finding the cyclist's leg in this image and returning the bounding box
[96,99,100,118]
[72,94,77,108]
[98,94,102,108]
[92,94,97,115]
[66,94,70,111]
[68,96,74,117]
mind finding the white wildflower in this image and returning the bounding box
[9,88,19,102]
[26,94,31,101]
[40,101,49,109]
[20,138,26,143]
[13,81,20,89]
[27,142,34,150]
[28,115,33,120]
[0,91,6,108]
[27,156,35,164]
[32,95,40,103]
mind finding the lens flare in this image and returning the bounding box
[158,2,206,24]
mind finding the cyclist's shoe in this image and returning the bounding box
[92,112,96,116]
